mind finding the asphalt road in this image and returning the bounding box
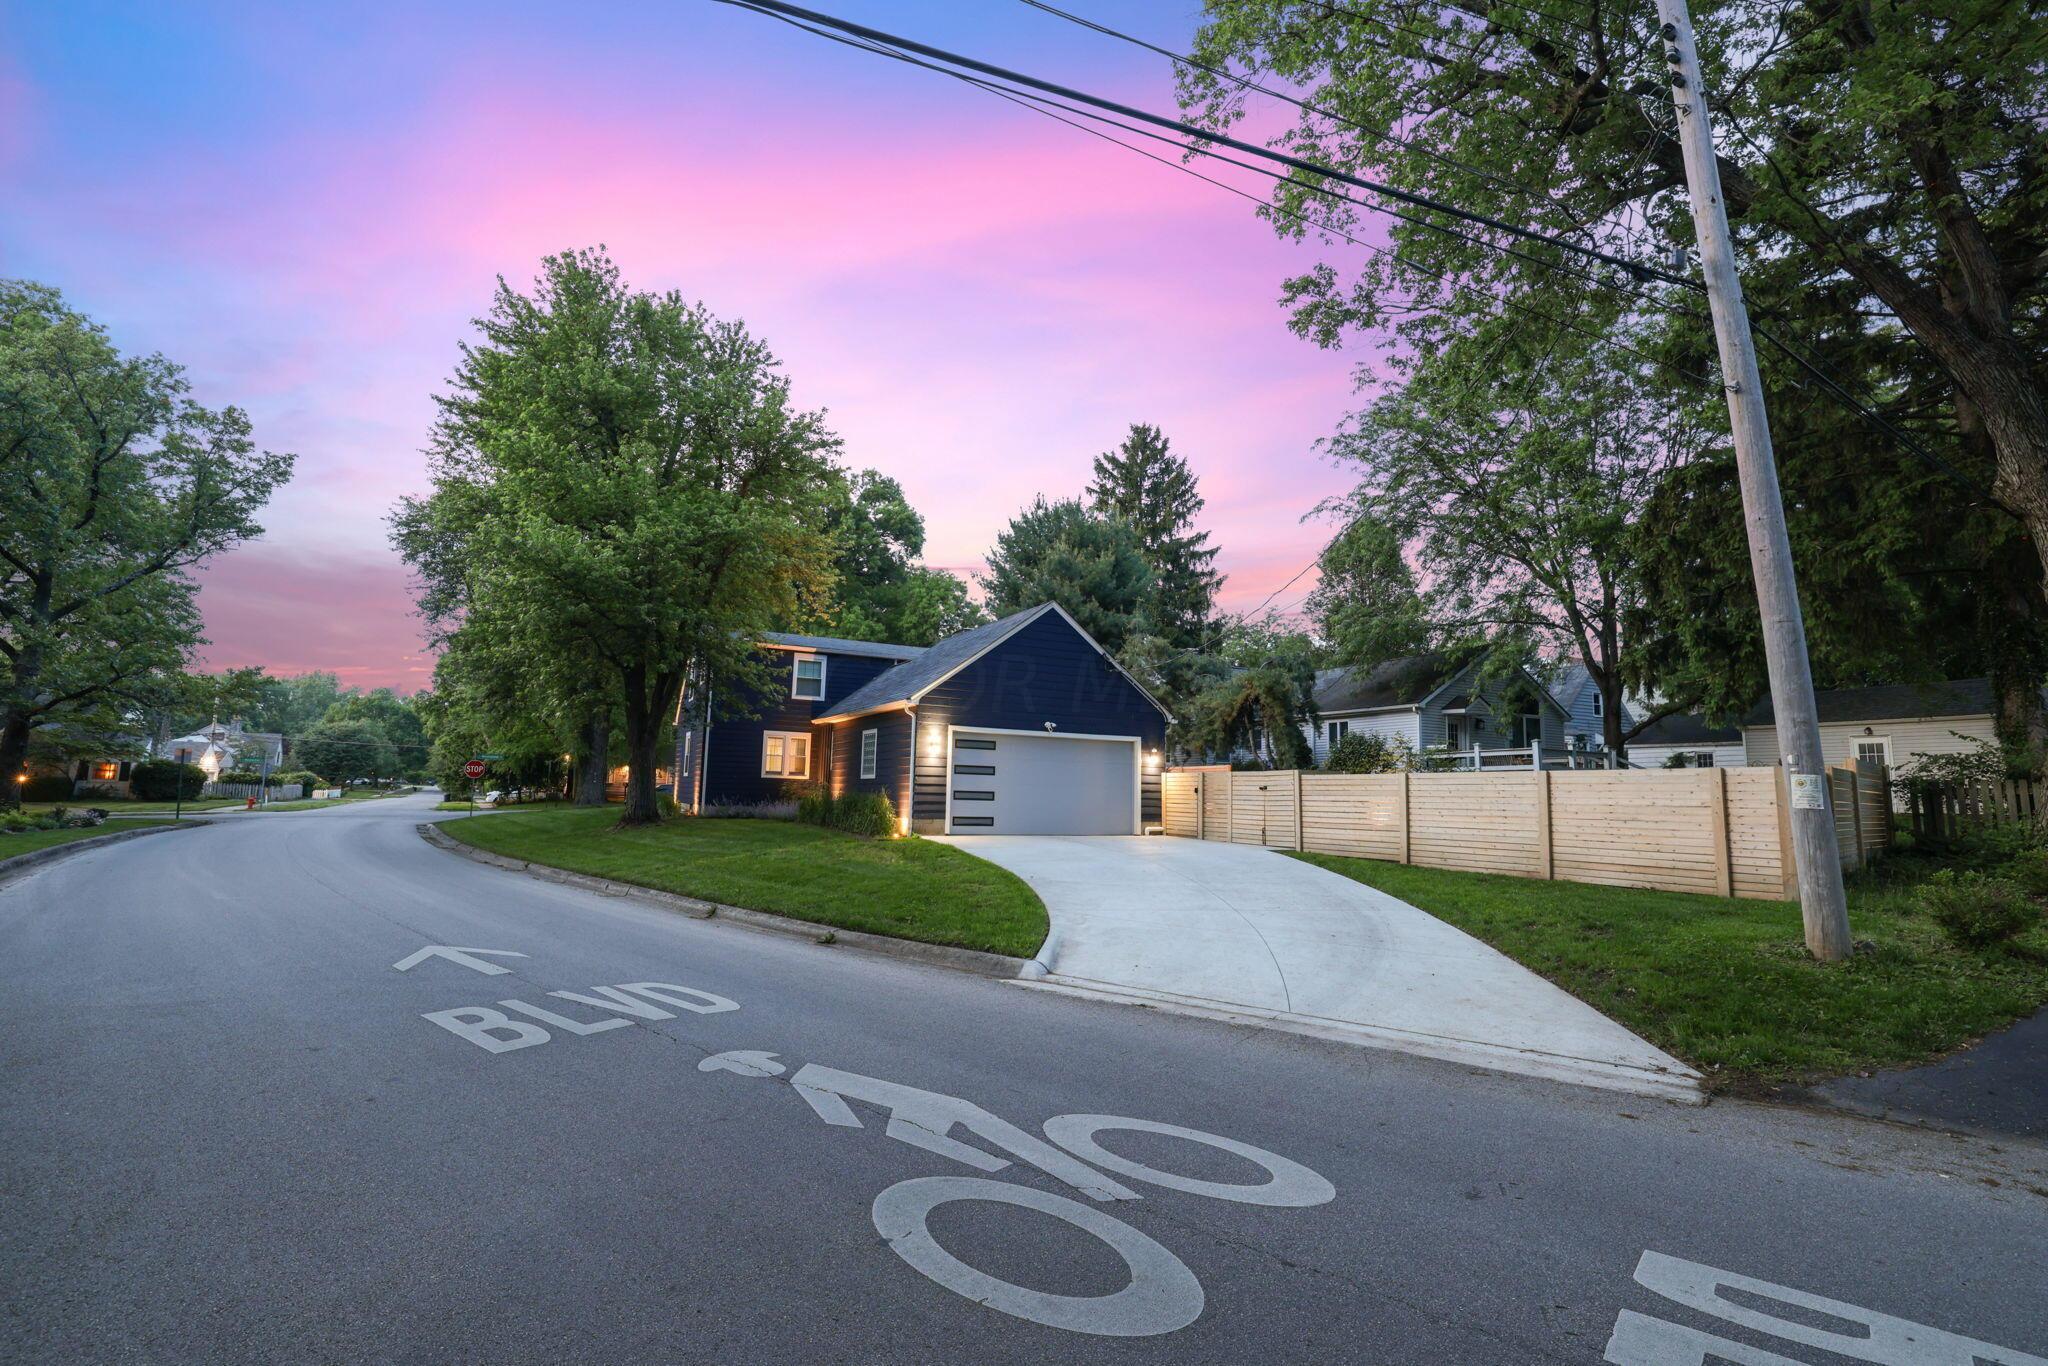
[3,793,2044,1364]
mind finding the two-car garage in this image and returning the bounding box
[944,730,1140,836]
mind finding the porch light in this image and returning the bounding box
[1145,750,1160,771]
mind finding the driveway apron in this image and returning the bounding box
[942,835,1700,1100]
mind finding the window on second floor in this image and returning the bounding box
[1590,691,1604,718]
[792,655,826,701]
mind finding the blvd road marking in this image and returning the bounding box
[424,983,739,1053]
[392,945,530,975]
[1607,1250,2045,1365]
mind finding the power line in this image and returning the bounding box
[716,0,1700,291]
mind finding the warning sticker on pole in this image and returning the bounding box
[1788,772,1826,810]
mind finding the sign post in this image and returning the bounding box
[464,757,487,816]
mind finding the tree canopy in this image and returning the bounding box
[0,280,293,804]
[396,248,841,822]
[1088,423,1223,650]
[980,496,1155,654]
[821,469,984,646]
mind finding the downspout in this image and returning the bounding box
[901,705,917,836]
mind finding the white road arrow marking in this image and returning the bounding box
[392,945,529,975]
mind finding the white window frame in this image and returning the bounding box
[761,730,812,779]
[1590,692,1604,718]
[1326,720,1349,751]
[859,728,878,781]
[791,654,826,701]
[1853,736,1892,770]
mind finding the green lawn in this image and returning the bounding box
[24,798,242,814]
[1292,851,2048,1090]
[439,806,1049,958]
[1,820,178,862]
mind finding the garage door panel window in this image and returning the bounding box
[953,816,994,828]
[953,763,995,776]
[762,731,811,779]
[956,737,997,751]
[952,790,995,801]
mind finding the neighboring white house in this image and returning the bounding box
[1548,662,1635,754]
[1740,679,1999,773]
[1626,713,1747,769]
[165,720,286,777]
[1302,654,1569,767]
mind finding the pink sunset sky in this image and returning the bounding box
[1,1,1391,692]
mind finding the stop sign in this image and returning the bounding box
[463,759,487,780]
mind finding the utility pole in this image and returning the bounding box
[1654,0,1851,960]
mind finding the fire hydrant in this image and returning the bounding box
[246,795,257,810]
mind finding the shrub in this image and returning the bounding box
[1325,732,1411,774]
[795,788,896,837]
[656,793,680,819]
[1919,870,2038,949]
[22,774,74,802]
[129,759,207,801]
[699,798,797,819]
[2001,847,2048,900]
[217,768,264,786]
[830,791,897,838]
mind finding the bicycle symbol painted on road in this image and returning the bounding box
[698,1048,1335,1338]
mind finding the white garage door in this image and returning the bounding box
[946,731,1137,836]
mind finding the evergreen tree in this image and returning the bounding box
[980,497,1153,654]
[1307,511,1431,668]
[1087,424,1222,650]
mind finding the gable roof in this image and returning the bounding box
[1744,678,1994,727]
[814,602,1171,723]
[759,631,927,662]
[1630,713,1743,747]
[1313,654,1463,714]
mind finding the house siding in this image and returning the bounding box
[699,647,911,807]
[1629,741,1749,769]
[1743,714,1997,770]
[1301,710,1422,766]
[827,710,913,814]
[907,611,1166,832]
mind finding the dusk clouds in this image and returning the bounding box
[1,0,1382,689]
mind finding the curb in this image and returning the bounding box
[415,822,1033,981]
[0,821,201,885]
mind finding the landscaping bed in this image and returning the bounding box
[1292,845,2048,1091]
[437,806,1048,958]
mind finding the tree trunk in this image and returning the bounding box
[618,664,682,827]
[619,699,662,826]
[0,713,28,809]
[574,712,610,806]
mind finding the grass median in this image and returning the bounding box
[1,820,178,862]
[1291,850,2048,1091]
[438,805,1048,959]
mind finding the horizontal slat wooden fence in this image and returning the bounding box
[1161,761,1890,900]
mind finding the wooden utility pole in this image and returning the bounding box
[1653,0,1852,960]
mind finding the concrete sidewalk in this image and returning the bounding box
[942,835,1701,1100]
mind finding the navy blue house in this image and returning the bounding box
[676,603,1170,835]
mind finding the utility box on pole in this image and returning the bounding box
[1653,0,1852,960]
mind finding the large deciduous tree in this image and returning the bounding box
[396,249,838,824]
[1307,509,1431,668]
[1184,0,2046,591]
[1330,324,1703,754]
[980,497,1155,653]
[821,469,985,646]
[1087,424,1223,649]
[0,281,293,806]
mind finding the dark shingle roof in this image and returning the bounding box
[1313,654,1462,714]
[760,631,926,662]
[816,604,1058,719]
[1630,713,1742,746]
[1744,678,1993,727]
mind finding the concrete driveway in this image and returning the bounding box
[943,835,1700,1100]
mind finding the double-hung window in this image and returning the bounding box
[859,729,879,781]
[762,731,811,779]
[1326,720,1349,750]
[791,655,826,701]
